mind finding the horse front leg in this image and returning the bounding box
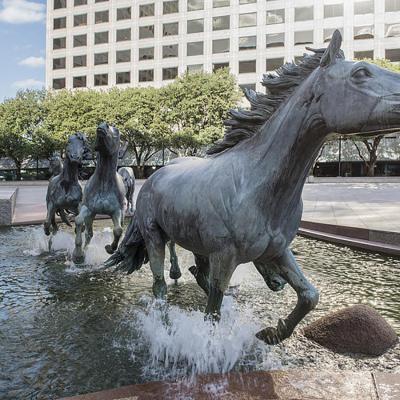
[72,205,90,264]
[105,209,123,255]
[83,212,94,249]
[256,249,319,345]
[167,241,181,281]
[189,253,210,295]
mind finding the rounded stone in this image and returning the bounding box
[303,304,398,356]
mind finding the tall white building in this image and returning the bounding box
[46,0,400,92]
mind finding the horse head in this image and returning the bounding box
[95,122,120,157]
[66,132,89,165]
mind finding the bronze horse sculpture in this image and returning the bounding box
[106,31,400,344]
[118,166,135,213]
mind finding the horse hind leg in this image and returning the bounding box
[167,241,182,281]
[72,205,90,264]
[189,253,210,295]
[105,209,123,255]
[83,212,94,249]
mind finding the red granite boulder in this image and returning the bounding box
[303,305,398,356]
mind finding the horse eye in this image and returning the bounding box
[352,68,371,80]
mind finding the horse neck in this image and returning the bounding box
[61,158,79,184]
[94,151,118,184]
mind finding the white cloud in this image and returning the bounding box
[19,56,45,68]
[0,0,45,24]
[12,78,44,89]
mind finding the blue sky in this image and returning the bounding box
[0,0,46,101]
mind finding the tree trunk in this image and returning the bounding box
[136,165,145,179]
[14,160,22,181]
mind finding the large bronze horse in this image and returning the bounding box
[107,31,400,344]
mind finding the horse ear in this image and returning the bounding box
[320,30,343,67]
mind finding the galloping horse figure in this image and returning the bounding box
[44,133,88,240]
[106,31,400,344]
[118,167,135,213]
[72,123,126,264]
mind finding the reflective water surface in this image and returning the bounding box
[0,222,399,399]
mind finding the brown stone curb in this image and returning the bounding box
[60,370,400,400]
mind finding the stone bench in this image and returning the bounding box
[0,188,17,226]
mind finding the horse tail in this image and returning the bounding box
[104,211,148,274]
[57,209,72,227]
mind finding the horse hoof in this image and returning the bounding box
[169,269,182,280]
[256,320,289,345]
[188,265,198,276]
[105,245,114,255]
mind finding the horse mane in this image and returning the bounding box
[207,48,328,156]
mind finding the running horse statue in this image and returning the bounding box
[106,31,400,344]
[72,123,126,264]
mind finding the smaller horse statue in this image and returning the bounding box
[49,156,63,178]
[44,133,89,244]
[72,123,126,264]
[118,167,135,213]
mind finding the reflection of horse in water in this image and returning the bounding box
[44,133,89,243]
[107,31,400,344]
[118,167,135,213]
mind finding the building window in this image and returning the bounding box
[139,47,154,60]
[239,13,257,28]
[239,83,256,92]
[213,15,230,30]
[116,72,131,84]
[385,23,400,37]
[53,37,66,50]
[74,0,87,5]
[139,69,154,82]
[94,31,108,44]
[94,74,108,86]
[294,30,313,46]
[95,0,108,2]
[163,22,179,36]
[212,38,230,54]
[187,41,204,56]
[324,28,343,42]
[73,34,87,47]
[53,57,66,70]
[54,17,66,30]
[354,26,374,40]
[187,18,204,34]
[240,0,256,3]
[385,48,400,61]
[266,57,284,71]
[163,67,178,80]
[266,32,284,48]
[187,64,203,73]
[354,0,374,15]
[266,9,284,25]
[163,1,179,14]
[73,76,86,88]
[295,6,313,22]
[213,0,229,7]
[73,55,87,67]
[54,0,66,9]
[213,62,229,72]
[117,7,131,21]
[140,4,155,17]
[74,14,87,27]
[116,49,131,63]
[239,36,256,51]
[139,25,154,39]
[53,78,65,90]
[116,28,131,42]
[386,0,400,12]
[95,10,109,24]
[354,50,374,59]
[239,60,256,73]
[324,4,343,18]
[163,44,179,58]
[188,0,204,11]
[94,52,108,65]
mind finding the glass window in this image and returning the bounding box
[266,57,284,71]
[95,10,109,24]
[239,0,256,3]
[53,37,66,50]
[73,76,86,88]
[266,9,284,25]
[354,50,374,59]
[117,7,131,21]
[212,38,230,54]
[295,6,313,22]
[53,78,65,90]
[139,47,154,60]
[163,22,179,36]
[116,49,131,63]
[53,57,66,70]
[354,25,374,40]
[139,69,154,82]
[94,74,108,86]
[74,14,87,27]
[94,52,108,65]
[239,60,256,73]
[239,13,257,28]
[239,36,256,51]
[54,17,66,30]
[386,0,400,12]
[213,15,230,30]
[116,28,131,42]
[294,30,313,46]
[73,34,87,47]
[323,28,343,42]
[187,41,204,56]
[54,0,66,9]
[95,0,108,2]
[73,55,86,67]
[74,0,87,5]
[140,4,155,17]
[324,4,343,18]
[187,18,204,33]
[163,44,178,58]
[139,25,154,39]
[385,48,400,61]
[163,1,179,14]
[188,0,204,11]
[266,32,284,48]
[385,23,400,37]
[213,0,229,7]
[94,31,108,44]
[187,64,203,73]
[116,72,131,84]
[163,67,178,80]
[354,0,374,14]
[213,62,229,72]
[239,83,256,93]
